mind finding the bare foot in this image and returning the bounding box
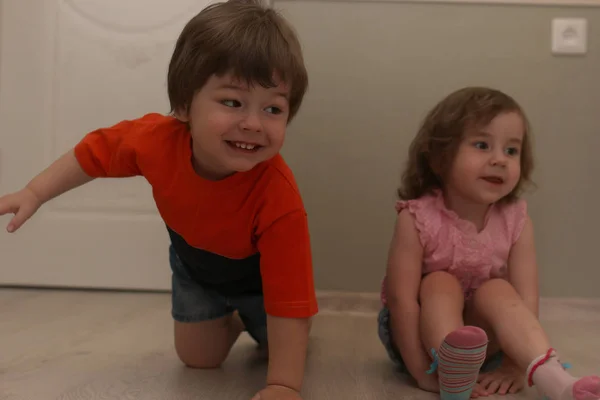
[477,358,524,396]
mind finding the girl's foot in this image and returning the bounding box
[527,349,600,400]
[437,326,489,400]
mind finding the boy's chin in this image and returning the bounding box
[230,155,275,172]
[229,160,264,173]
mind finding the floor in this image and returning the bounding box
[1,288,600,400]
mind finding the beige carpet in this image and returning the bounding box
[1,288,599,399]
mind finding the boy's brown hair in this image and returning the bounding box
[398,87,534,203]
[167,0,308,122]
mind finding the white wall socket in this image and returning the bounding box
[552,18,587,55]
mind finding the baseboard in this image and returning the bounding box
[316,290,600,321]
[3,286,599,320]
[316,290,381,315]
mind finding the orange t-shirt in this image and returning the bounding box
[73,113,318,319]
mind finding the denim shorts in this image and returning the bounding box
[169,245,267,346]
[377,307,504,376]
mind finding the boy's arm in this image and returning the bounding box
[26,116,144,202]
[507,215,539,317]
[1,117,146,232]
[26,149,93,204]
[256,209,317,395]
[265,315,310,392]
[386,210,432,383]
[73,118,144,179]
[0,149,94,232]
[20,116,145,201]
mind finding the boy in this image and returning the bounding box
[0,1,318,399]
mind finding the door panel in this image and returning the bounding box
[0,0,212,290]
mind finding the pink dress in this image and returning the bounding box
[381,190,527,305]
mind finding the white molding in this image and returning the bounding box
[276,0,600,7]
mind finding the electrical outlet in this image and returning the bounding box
[552,18,588,55]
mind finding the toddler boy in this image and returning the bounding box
[0,1,318,399]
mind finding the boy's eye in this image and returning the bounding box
[473,141,488,150]
[221,100,241,107]
[506,147,519,156]
[265,106,282,115]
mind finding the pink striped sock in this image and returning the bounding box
[437,326,488,400]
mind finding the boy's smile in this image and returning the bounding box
[226,140,262,152]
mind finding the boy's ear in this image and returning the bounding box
[173,107,189,122]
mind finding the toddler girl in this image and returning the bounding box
[377,87,600,400]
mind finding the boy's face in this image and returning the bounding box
[176,72,290,180]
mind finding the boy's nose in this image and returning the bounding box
[240,113,263,132]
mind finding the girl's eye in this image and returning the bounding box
[265,106,282,115]
[474,141,488,150]
[221,100,241,107]
[506,147,519,156]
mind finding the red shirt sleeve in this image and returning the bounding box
[73,115,161,177]
[256,198,318,319]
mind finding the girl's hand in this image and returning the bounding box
[417,374,440,393]
[0,188,42,232]
[476,359,524,396]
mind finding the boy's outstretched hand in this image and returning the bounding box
[252,385,302,400]
[0,188,42,233]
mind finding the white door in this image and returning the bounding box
[0,0,212,290]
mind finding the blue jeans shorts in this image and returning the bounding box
[169,245,268,346]
[377,307,504,376]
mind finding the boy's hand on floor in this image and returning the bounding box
[252,385,302,400]
[476,358,524,396]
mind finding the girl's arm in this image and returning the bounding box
[507,216,539,317]
[386,209,432,383]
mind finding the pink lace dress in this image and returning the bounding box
[381,190,527,304]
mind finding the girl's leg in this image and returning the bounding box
[420,271,465,351]
[420,271,489,400]
[472,278,600,400]
[463,304,501,358]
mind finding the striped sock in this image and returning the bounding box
[437,326,488,400]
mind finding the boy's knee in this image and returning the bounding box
[173,318,236,369]
[175,343,227,369]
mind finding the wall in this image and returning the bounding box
[275,0,600,297]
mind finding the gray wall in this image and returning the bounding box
[276,0,600,297]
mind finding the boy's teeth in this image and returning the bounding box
[235,142,255,150]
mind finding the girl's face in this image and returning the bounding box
[445,111,525,205]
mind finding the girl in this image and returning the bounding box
[378,87,600,400]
